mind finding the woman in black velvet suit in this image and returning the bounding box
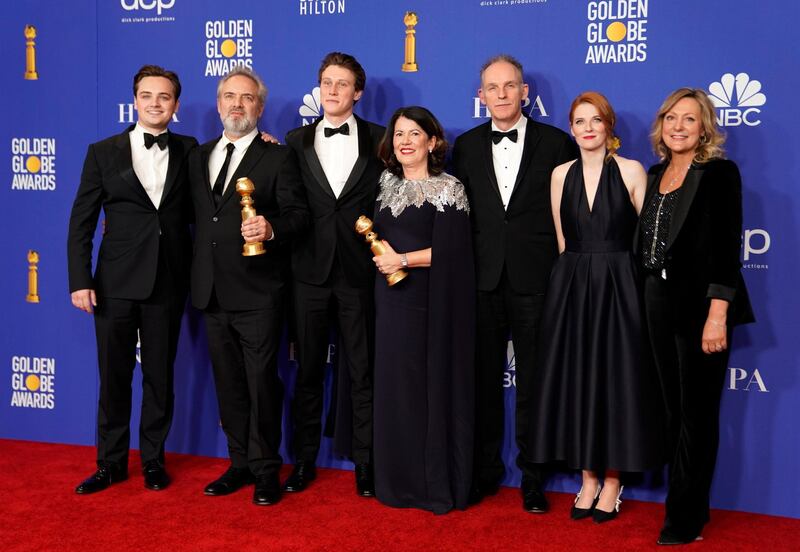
[636,88,754,546]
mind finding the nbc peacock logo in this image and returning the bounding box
[708,73,766,127]
[299,86,321,126]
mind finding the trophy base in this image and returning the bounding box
[386,269,408,286]
[401,63,418,73]
[24,71,38,80]
[25,294,39,303]
[242,242,265,256]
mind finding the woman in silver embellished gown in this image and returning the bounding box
[370,106,475,514]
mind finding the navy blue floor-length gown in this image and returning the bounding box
[372,170,475,514]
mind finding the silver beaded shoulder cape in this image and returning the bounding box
[376,170,470,218]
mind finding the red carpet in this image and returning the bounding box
[0,439,796,551]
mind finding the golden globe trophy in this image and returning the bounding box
[26,250,40,303]
[354,215,408,286]
[24,25,39,80]
[235,177,266,257]
[401,12,419,72]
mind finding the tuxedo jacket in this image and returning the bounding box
[188,135,308,311]
[452,116,577,294]
[635,159,755,326]
[67,125,197,299]
[284,115,385,289]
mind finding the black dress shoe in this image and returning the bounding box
[592,485,624,523]
[570,486,601,520]
[253,473,281,506]
[143,461,170,491]
[657,529,703,546]
[354,463,375,497]
[204,466,254,496]
[521,480,549,513]
[283,461,316,493]
[75,465,128,494]
[468,482,500,505]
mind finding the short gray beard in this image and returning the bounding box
[222,113,256,137]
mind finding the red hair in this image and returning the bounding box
[569,91,620,160]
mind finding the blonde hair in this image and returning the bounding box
[569,91,620,162]
[650,88,725,163]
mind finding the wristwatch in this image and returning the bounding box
[400,253,408,268]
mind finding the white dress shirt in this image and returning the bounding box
[315,114,358,198]
[130,123,169,208]
[491,115,527,210]
[208,127,260,194]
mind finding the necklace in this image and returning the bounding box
[649,163,691,270]
[661,162,691,193]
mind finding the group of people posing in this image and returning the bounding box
[67,51,753,546]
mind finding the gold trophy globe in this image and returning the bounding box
[355,215,408,286]
[24,25,39,80]
[235,177,266,257]
[402,12,419,72]
[26,250,40,303]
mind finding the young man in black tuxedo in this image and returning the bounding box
[188,67,308,506]
[282,52,385,497]
[68,65,197,494]
[452,55,577,512]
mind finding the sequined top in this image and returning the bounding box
[376,170,469,218]
[640,188,682,271]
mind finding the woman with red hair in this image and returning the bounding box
[529,92,663,522]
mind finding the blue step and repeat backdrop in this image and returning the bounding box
[1,0,797,518]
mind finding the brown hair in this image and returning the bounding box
[133,65,182,100]
[569,91,620,161]
[378,106,448,177]
[318,52,366,94]
[650,87,725,163]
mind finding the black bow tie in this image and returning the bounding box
[491,129,518,144]
[143,132,169,150]
[324,123,350,137]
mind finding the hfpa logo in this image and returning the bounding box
[708,73,766,127]
[473,96,548,119]
[728,367,768,392]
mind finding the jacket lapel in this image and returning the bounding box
[508,117,542,206]
[216,136,268,211]
[114,126,155,208]
[303,118,336,199]
[200,140,216,208]
[666,165,704,249]
[338,115,371,200]
[160,132,184,205]
[481,124,503,205]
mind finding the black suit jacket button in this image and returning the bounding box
[211,241,217,247]
[212,216,218,222]
[334,206,340,212]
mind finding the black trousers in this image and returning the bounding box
[93,253,185,469]
[203,291,284,477]
[644,274,731,539]
[292,259,373,465]
[475,268,546,486]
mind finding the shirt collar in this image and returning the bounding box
[491,114,527,134]
[321,114,356,130]
[131,123,168,147]
[221,127,259,152]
